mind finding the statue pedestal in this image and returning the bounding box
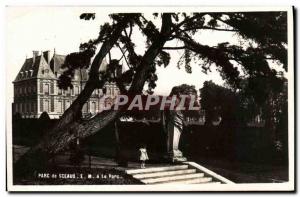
[165,150,187,162]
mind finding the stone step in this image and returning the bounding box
[156,177,213,184]
[141,173,205,184]
[133,169,197,179]
[201,181,221,184]
[126,165,189,175]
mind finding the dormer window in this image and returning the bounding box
[29,69,33,77]
[25,71,28,77]
[20,72,24,78]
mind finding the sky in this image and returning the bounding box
[6,6,249,104]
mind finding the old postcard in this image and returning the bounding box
[5,6,294,191]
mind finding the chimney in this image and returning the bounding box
[43,50,51,64]
[32,51,39,63]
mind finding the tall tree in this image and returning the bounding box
[238,74,287,143]
[200,81,240,126]
[15,12,288,176]
[169,84,200,120]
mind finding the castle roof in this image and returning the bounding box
[14,54,56,82]
[13,50,106,83]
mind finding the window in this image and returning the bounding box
[91,102,96,113]
[51,97,54,112]
[58,101,62,113]
[65,100,71,110]
[40,82,43,93]
[99,89,103,96]
[75,86,79,95]
[66,88,70,96]
[44,100,49,112]
[50,83,54,94]
[71,88,74,95]
[40,99,43,112]
[44,84,49,95]
[58,88,62,95]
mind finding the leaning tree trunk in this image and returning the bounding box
[14,17,130,177]
[14,14,172,178]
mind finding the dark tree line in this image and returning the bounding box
[200,79,288,149]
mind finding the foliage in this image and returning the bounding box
[200,78,288,143]
[58,12,287,97]
[170,84,200,119]
[169,84,197,96]
[200,81,240,125]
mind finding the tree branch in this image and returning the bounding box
[171,13,207,33]
[162,46,186,50]
[108,51,112,63]
[176,35,240,87]
[117,44,131,69]
[129,13,173,93]
[183,26,238,32]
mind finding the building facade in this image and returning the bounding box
[13,50,120,119]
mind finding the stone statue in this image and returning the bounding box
[162,109,187,162]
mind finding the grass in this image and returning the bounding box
[192,157,288,183]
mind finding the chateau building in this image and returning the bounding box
[12,50,120,119]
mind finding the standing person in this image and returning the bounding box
[139,144,149,168]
